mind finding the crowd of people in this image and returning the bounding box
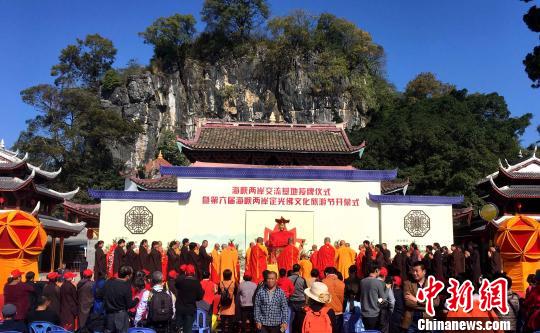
[1,237,539,333]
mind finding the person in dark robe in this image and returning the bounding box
[59,272,78,330]
[77,269,94,328]
[179,238,190,266]
[450,244,465,277]
[42,272,61,317]
[113,239,127,275]
[167,241,180,273]
[125,241,138,271]
[138,239,151,271]
[199,240,213,275]
[186,242,203,279]
[149,241,163,273]
[381,243,392,266]
[441,246,450,279]
[375,244,386,268]
[467,243,482,287]
[422,245,434,276]
[432,243,445,281]
[488,246,502,275]
[24,271,44,312]
[94,241,107,279]
[392,245,407,283]
[361,240,373,278]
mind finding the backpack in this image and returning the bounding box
[302,306,332,333]
[220,282,233,307]
[148,288,174,323]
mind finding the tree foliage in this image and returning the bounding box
[139,14,196,70]
[201,0,269,40]
[521,2,540,87]
[16,36,142,202]
[405,72,455,101]
[50,34,117,90]
[157,130,190,166]
[348,82,532,207]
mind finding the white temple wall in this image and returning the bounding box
[379,203,454,253]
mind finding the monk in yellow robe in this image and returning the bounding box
[247,237,268,284]
[298,254,312,281]
[210,243,221,284]
[336,241,356,279]
[220,242,239,283]
[277,238,299,272]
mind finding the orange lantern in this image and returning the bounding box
[0,210,47,293]
[495,215,540,292]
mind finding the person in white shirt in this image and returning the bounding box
[134,271,176,331]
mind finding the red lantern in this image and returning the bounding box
[0,197,5,204]
[515,202,522,212]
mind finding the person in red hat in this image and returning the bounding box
[3,269,34,321]
[42,272,61,317]
[59,271,78,330]
[77,269,94,328]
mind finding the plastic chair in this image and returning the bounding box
[127,328,156,333]
[192,308,210,333]
[28,321,67,333]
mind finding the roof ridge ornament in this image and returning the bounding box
[504,158,511,168]
[534,145,538,158]
[31,201,40,216]
[518,149,523,158]
[0,139,4,149]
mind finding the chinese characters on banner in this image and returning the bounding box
[416,276,508,316]
[201,185,361,207]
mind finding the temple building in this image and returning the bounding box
[92,120,462,259]
[477,147,540,225]
[0,140,85,271]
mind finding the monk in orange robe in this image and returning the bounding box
[316,237,336,277]
[310,245,318,269]
[210,243,221,284]
[277,238,299,272]
[248,238,268,284]
[298,254,312,280]
[336,241,356,279]
[220,242,239,283]
[245,241,255,274]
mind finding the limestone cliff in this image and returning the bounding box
[102,56,372,168]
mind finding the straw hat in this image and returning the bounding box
[304,281,332,304]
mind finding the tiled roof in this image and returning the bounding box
[144,152,172,176]
[161,165,397,181]
[0,176,33,190]
[178,122,365,153]
[369,193,464,205]
[130,176,177,191]
[499,166,540,180]
[489,177,540,198]
[381,178,409,194]
[38,214,86,235]
[62,201,101,218]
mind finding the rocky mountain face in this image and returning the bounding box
[101,57,370,168]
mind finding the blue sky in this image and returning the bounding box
[0,0,538,147]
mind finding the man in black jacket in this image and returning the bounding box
[113,239,127,276]
[175,264,203,333]
[103,266,139,333]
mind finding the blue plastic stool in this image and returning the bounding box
[128,328,156,333]
[29,321,67,333]
[192,308,210,333]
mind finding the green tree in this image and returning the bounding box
[139,14,196,70]
[348,87,532,207]
[157,130,190,166]
[101,69,122,95]
[521,1,540,87]
[51,34,117,90]
[201,0,270,40]
[404,72,455,101]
